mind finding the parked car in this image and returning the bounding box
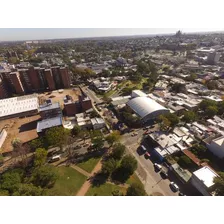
[144,152,151,159]
[49,155,61,163]
[83,142,90,147]
[170,182,179,192]
[160,169,168,179]
[74,144,82,149]
[154,163,162,171]
[131,132,138,137]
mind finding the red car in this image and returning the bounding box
[144,152,151,158]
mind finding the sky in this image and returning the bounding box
[0,28,224,41]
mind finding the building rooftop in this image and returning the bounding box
[91,117,105,125]
[39,101,60,112]
[0,94,39,118]
[171,163,192,183]
[127,96,169,119]
[37,116,62,133]
[212,135,224,146]
[193,166,218,188]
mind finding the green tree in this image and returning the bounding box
[90,130,104,150]
[46,127,70,149]
[199,99,217,111]
[106,131,121,147]
[1,169,23,194]
[120,155,137,176]
[177,155,194,169]
[205,106,218,118]
[182,111,198,123]
[0,154,4,165]
[0,190,9,196]
[158,113,179,130]
[171,83,187,94]
[72,125,81,137]
[126,183,146,196]
[30,137,45,150]
[111,143,125,160]
[218,101,224,116]
[31,165,58,188]
[213,172,224,196]
[101,158,118,175]
[34,148,48,167]
[13,184,43,196]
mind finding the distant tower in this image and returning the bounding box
[207,52,221,65]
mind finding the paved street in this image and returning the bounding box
[121,129,178,196]
[82,86,102,104]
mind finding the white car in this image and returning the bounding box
[131,132,138,137]
[154,163,162,170]
[170,182,179,192]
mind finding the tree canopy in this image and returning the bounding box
[111,143,125,160]
[120,155,138,176]
[34,148,48,167]
[31,165,58,188]
[126,183,146,196]
[46,127,70,149]
[106,131,121,147]
[213,172,224,196]
[182,111,198,123]
[101,158,118,175]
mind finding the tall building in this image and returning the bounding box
[52,66,63,89]
[28,67,41,91]
[10,72,25,95]
[207,52,221,65]
[0,71,15,96]
[18,69,32,93]
[60,67,71,88]
[36,67,48,90]
[0,77,9,99]
[44,69,55,91]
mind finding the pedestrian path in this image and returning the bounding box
[71,165,91,177]
[76,158,103,196]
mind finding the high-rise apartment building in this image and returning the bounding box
[0,77,9,99]
[60,67,71,88]
[44,69,56,91]
[10,72,25,95]
[0,66,71,99]
[51,66,63,89]
[18,69,33,93]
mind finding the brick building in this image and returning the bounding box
[10,72,25,95]
[44,69,56,91]
[60,67,71,88]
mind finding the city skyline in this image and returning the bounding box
[0,28,224,42]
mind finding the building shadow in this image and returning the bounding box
[19,120,39,133]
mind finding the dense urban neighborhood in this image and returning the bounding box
[1,30,224,196]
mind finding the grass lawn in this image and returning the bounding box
[126,173,143,186]
[47,166,86,196]
[76,157,101,173]
[86,183,127,196]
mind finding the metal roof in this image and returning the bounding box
[39,102,60,112]
[0,94,38,118]
[127,96,168,119]
[37,116,62,133]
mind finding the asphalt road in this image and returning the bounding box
[121,128,179,196]
[82,86,102,104]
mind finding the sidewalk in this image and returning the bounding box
[76,158,103,196]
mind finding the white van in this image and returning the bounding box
[50,155,61,163]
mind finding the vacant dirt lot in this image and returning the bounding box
[0,114,41,153]
[38,88,81,109]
